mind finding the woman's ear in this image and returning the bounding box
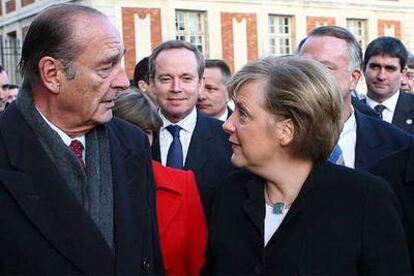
[278,118,294,147]
[38,56,62,94]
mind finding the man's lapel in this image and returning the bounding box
[107,120,152,274]
[185,112,213,173]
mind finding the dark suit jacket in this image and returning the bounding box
[392,91,414,134]
[0,103,164,275]
[371,145,414,269]
[152,112,234,219]
[354,109,414,171]
[351,96,378,118]
[204,162,411,275]
[226,106,233,120]
[153,161,207,276]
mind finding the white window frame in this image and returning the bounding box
[347,19,368,50]
[175,10,208,57]
[268,15,294,55]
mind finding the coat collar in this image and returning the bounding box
[242,162,320,237]
[152,161,187,236]
[0,104,114,274]
[152,161,184,194]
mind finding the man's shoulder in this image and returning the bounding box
[351,96,378,118]
[399,91,414,101]
[195,112,226,133]
[356,110,413,142]
[107,117,148,148]
[109,117,145,136]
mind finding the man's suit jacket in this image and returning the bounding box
[203,162,411,275]
[351,96,378,118]
[370,145,414,269]
[354,109,414,171]
[226,106,233,120]
[392,91,414,134]
[0,103,163,275]
[153,161,207,276]
[152,112,234,219]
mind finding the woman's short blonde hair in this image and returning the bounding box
[113,88,162,139]
[228,55,343,161]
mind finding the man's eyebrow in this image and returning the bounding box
[101,48,126,64]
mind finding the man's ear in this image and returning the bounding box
[198,75,205,95]
[349,68,362,91]
[138,80,149,92]
[38,56,63,94]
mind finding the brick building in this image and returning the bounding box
[0,0,414,85]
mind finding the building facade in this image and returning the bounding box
[1,0,414,85]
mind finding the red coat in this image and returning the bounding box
[152,161,208,276]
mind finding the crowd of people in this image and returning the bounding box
[2,2,414,275]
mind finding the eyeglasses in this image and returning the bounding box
[406,73,414,80]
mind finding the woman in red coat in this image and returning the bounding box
[113,90,207,276]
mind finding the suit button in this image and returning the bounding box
[142,257,150,272]
[254,263,262,275]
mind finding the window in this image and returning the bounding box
[269,15,294,55]
[175,10,208,56]
[347,19,368,50]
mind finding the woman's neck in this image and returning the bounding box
[259,157,313,204]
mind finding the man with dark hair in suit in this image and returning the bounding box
[197,59,232,121]
[0,4,163,274]
[133,56,157,105]
[149,40,234,218]
[298,26,413,170]
[363,36,414,134]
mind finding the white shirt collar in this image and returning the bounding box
[159,107,198,133]
[337,107,357,168]
[35,106,86,148]
[365,91,400,114]
[218,108,229,122]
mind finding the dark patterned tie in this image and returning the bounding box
[69,139,85,168]
[166,125,183,169]
[374,104,386,120]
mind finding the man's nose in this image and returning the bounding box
[171,77,182,92]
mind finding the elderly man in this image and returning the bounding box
[150,40,233,219]
[298,26,413,171]
[401,52,414,93]
[197,59,232,121]
[0,66,8,112]
[0,4,163,274]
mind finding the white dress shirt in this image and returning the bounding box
[218,107,229,122]
[366,91,400,124]
[36,107,86,161]
[158,107,197,166]
[338,108,357,168]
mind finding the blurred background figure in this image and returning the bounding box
[113,89,207,276]
[197,59,232,121]
[203,56,411,275]
[0,65,8,112]
[4,84,18,108]
[401,52,414,93]
[133,56,157,105]
[298,26,413,171]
